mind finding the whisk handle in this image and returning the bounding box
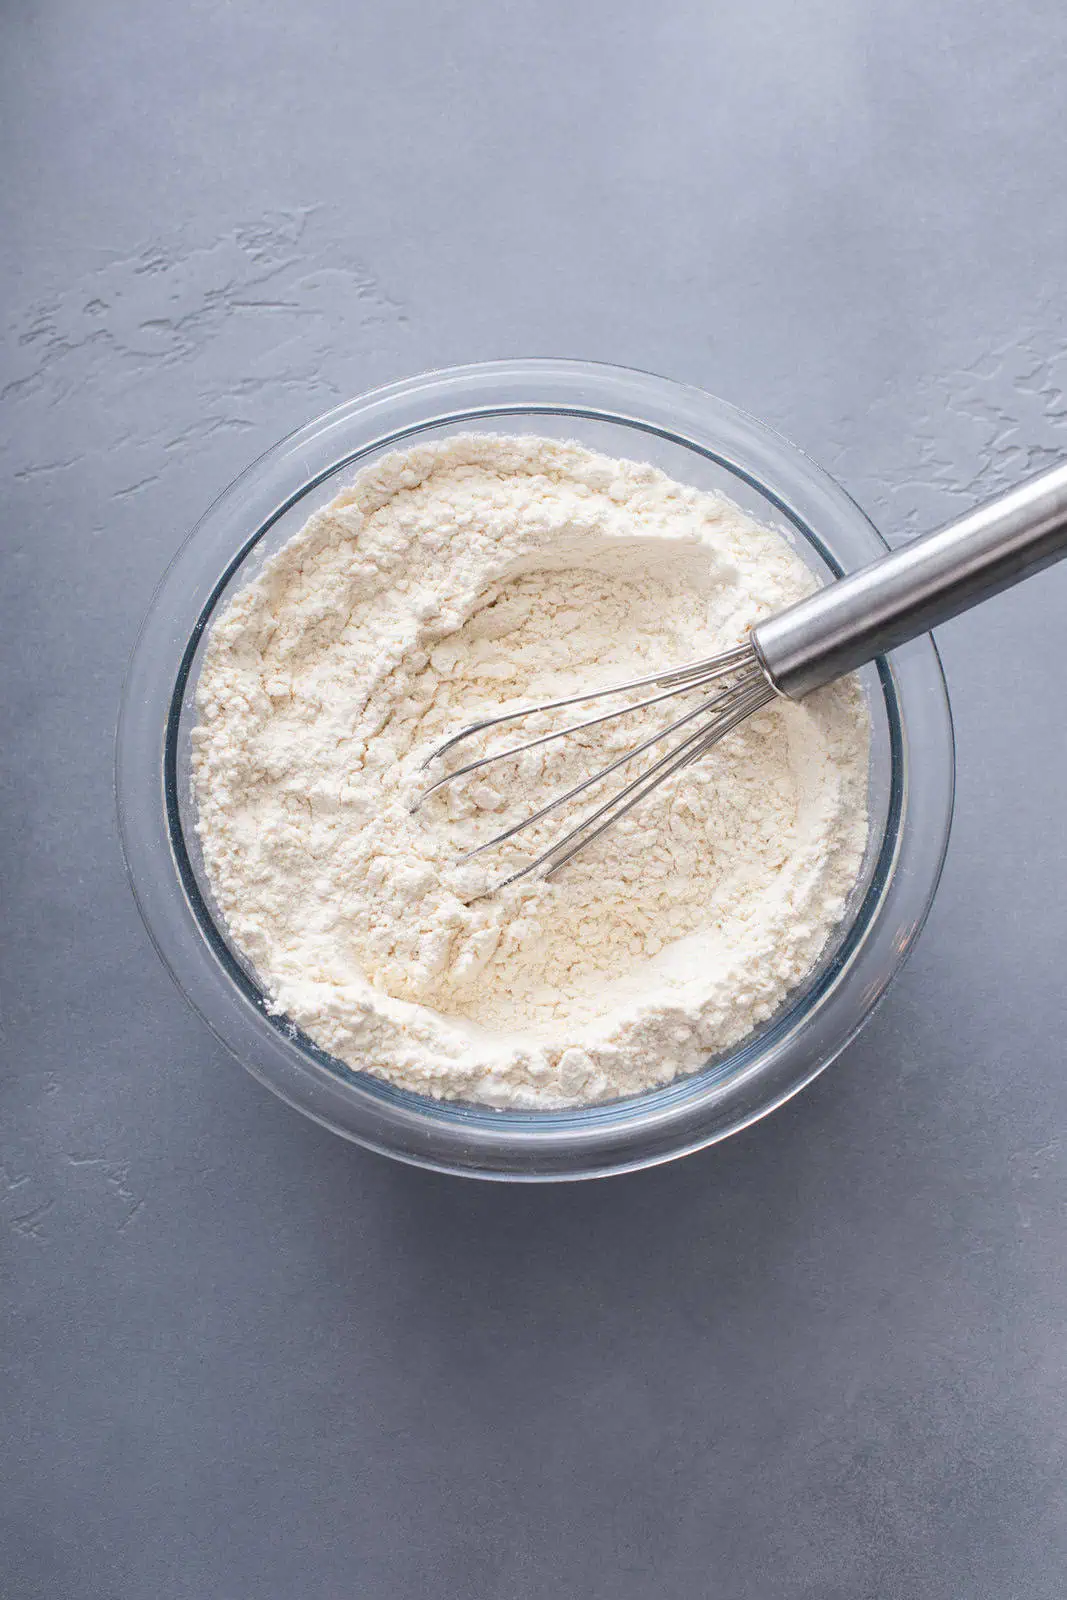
[751,461,1067,700]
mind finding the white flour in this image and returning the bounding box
[192,434,869,1107]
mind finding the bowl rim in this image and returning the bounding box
[116,358,955,1180]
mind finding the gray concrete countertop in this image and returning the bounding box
[3,2,1066,1595]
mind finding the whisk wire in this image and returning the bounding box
[416,670,732,808]
[458,669,767,865]
[414,639,778,891]
[501,677,774,891]
[419,642,755,771]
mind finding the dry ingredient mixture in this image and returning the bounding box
[192,434,869,1107]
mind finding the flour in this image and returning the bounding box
[191,434,869,1108]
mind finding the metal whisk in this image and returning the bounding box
[415,463,1067,890]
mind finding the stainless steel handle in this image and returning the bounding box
[751,461,1067,700]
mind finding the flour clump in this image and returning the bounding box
[192,434,869,1107]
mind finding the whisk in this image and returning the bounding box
[415,462,1067,890]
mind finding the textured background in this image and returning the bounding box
[3,2,1066,1596]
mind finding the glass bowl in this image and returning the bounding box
[116,359,954,1181]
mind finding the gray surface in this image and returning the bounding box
[2,1,1066,1595]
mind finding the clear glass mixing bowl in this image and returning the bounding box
[116,359,955,1180]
